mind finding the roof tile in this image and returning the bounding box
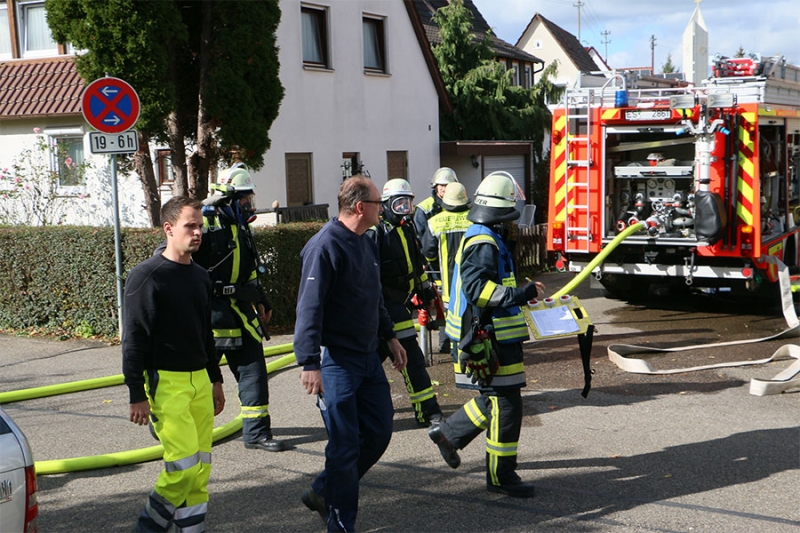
[0,57,84,118]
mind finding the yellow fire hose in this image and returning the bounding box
[0,343,294,405]
[23,220,794,474]
[34,352,298,475]
[550,221,647,299]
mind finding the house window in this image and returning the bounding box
[19,1,58,58]
[386,151,407,180]
[363,16,386,73]
[301,5,329,68]
[286,153,313,206]
[157,150,174,186]
[341,152,362,180]
[511,64,520,86]
[48,133,85,188]
[524,65,532,89]
[0,3,12,59]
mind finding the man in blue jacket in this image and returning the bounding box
[294,175,407,532]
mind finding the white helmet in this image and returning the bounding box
[431,167,458,187]
[441,182,470,211]
[381,178,415,201]
[217,163,254,193]
[468,171,520,225]
[381,179,415,225]
[208,163,257,216]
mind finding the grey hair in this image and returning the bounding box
[338,175,373,214]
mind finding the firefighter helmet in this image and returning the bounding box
[381,178,415,226]
[468,171,520,225]
[381,178,415,201]
[431,167,458,187]
[217,163,255,193]
[210,163,257,218]
[441,182,470,211]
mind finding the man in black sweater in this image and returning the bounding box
[123,196,225,533]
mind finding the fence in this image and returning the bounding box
[514,223,554,272]
[255,204,329,224]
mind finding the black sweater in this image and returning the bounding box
[122,254,222,404]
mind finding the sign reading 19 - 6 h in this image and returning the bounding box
[81,77,141,154]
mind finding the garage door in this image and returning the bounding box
[483,155,525,184]
[483,155,530,223]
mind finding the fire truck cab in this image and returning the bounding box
[547,54,800,297]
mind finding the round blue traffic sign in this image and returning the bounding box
[81,77,141,134]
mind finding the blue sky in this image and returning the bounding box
[469,0,800,72]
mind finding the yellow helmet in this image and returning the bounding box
[441,182,470,211]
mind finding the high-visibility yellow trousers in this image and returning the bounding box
[137,369,213,533]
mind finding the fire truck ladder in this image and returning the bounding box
[563,88,593,253]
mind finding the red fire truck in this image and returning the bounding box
[546,55,800,297]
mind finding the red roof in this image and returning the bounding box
[0,57,84,119]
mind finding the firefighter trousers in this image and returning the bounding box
[378,336,442,424]
[137,369,213,533]
[311,348,394,532]
[222,334,273,444]
[436,388,524,486]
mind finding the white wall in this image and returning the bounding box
[259,0,441,214]
[0,0,442,226]
[517,20,581,88]
[0,118,150,227]
[440,156,482,200]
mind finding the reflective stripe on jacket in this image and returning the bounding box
[445,224,529,345]
[425,210,472,304]
[197,213,263,346]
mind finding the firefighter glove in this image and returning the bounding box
[459,337,499,387]
[522,281,541,301]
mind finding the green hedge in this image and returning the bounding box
[0,222,325,339]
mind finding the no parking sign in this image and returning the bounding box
[81,77,140,134]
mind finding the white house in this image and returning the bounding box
[0,0,449,226]
[413,0,544,214]
[515,13,603,89]
[254,0,449,214]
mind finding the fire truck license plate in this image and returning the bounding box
[624,109,672,121]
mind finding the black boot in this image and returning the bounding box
[301,488,326,523]
[428,425,460,468]
[438,334,451,354]
[487,478,536,498]
[244,432,285,452]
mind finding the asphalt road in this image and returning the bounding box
[1,271,798,532]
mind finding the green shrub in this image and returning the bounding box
[0,222,324,339]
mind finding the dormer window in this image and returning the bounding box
[0,3,11,59]
[19,1,58,58]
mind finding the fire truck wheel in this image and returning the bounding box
[599,274,650,301]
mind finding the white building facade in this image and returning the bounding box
[0,0,445,226]
[259,0,443,213]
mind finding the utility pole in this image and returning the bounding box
[650,34,657,74]
[601,30,611,63]
[574,0,583,42]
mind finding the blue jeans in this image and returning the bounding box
[311,348,394,532]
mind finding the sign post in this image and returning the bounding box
[81,77,141,337]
